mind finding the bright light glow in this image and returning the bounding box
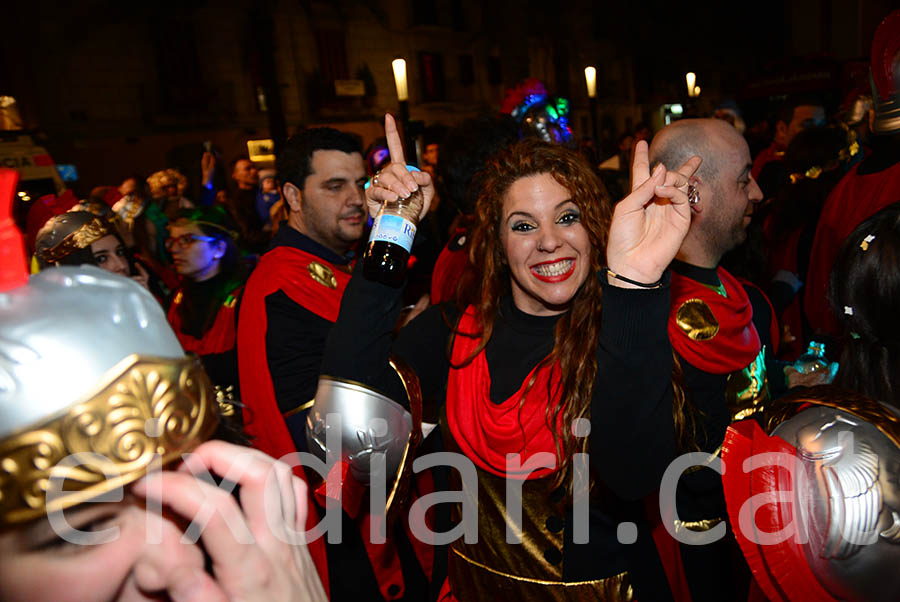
[584,66,597,98]
[686,72,696,97]
[392,58,408,102]
[670,104,683,115]
[17,191,25,196]
[694,86,701,97]
[21,196,30,201]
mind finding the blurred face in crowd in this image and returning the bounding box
[501,173,592,316]
[284,150,367,257]
[0,495,206,601]
[702,125,763,258]
[423,143,439,167]
[634,126,652,143]
[118,178,138,197]
[777,104,825,148]
[166,223,224,282]
[232,159,259,190]
[261,176,278,194]
[91,234,130,278]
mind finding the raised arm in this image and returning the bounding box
[320,114,446,406]
[605,140,700,287]
[590,142,701,499]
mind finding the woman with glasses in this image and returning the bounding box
[166,206,248,395]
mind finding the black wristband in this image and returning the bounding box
[603,267,664,289]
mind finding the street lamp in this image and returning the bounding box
[392,58,409,102]
[584,66,598,144]
[584,66,597,98]
[685,72,696,97]
[391,57,412,159]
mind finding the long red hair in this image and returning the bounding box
[451,139,611,484]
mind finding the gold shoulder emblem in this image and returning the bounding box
[675,298,719,341]
[307,261,338,289]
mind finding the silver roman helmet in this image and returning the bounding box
[770,398,900,602]
[0,168,218,527]
[306,358,423,516]
[724,386,900,602]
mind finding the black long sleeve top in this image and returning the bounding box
[321,263,680,599]
[322,262,676,500]
[262,225,354,414]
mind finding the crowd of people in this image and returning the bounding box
[1,8,899,602]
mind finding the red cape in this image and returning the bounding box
[804,161,900,336]
[167,286,242,355]
[722,420,838,602]
[236,245,352,594]
[669,267,761,374]
[430,228,469,305]
[738,278,780,359]
[751,142,782,181]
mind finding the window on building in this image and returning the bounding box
[419,52,446,102]
[458,54,475,86]
[412,1,438,26]
[412,0,464,29]
[487,56,502,86]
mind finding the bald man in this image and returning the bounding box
[650,119,773,602]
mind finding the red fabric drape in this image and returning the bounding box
[236,246,353,595]
[167,287,241,355]
[669,268,761,375]
[446,306,563,480]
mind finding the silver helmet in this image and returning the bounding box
[870,10,900,134]
[771,401,900,602]
[306,358,423,515]
[0,265,218,526]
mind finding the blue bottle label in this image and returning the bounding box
[369,214,416,252]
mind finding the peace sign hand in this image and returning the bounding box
[365,114,434,222]
[605,140,701,288]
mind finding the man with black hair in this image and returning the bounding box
[751,98,826,183]
[237,127,367,458]
[237,128,431,602]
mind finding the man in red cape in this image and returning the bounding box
[650,118,777,601]
[238,127,430,601]
[750,99,826,184]
[804,9,900,338]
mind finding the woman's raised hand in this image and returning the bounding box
[605,140,701,288]
[365,114,434,222]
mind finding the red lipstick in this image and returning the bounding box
[530,258,576,283]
